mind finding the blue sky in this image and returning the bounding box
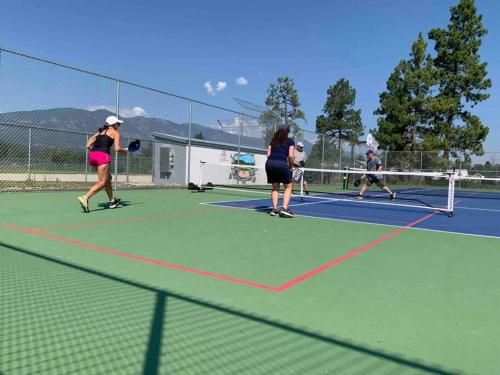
[1,0,499,150]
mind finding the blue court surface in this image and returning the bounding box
[204,191,500,238]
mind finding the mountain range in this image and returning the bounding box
[0,107,313,152]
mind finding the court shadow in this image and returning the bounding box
[253,205,282,215]
[0,240,458,375]
[92,200,143,211]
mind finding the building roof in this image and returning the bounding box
[152,132,266,154]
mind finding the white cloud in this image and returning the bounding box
[120,106,147,117]
[216,81,227,92]
[204,81,215,95]
[204,80,227,95]
[88,105,148,118]
[235,76,248,86]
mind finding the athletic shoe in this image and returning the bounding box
[305,191,310,195]
[109,198,121,209]
[77,196,90,213]
[355,194,364,200]
[279,208,295,218]
[270,209,279,217]
[390,192,396,201]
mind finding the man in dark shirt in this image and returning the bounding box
[357,150,396,200]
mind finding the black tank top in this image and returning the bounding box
[92,129,115,154]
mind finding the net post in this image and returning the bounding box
[342,166,348,190]
[300,168,304,201]
[447,174,455,216]
[321,134,325,184]
[199,161,205,189]
[338,139,342,169]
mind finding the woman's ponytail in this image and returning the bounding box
[98,123,110,133]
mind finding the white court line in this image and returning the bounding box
[288,200,333,208]
[453,206,500,212]
[203,189,498,213]
[204,186,449,212]
[202,186,299,201]
[200,201,500,240]
[299,194,446,212]
[200,196,267,205]
[406,225,499,239]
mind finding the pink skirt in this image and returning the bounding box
[88,151,112,166]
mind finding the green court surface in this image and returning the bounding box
[1,189,499,374]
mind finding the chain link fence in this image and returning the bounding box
[0,122,159,191]
[0,47,258,192]
[1,47,498,192]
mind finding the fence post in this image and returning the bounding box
[126,137,130,183]
[458,157,462,189]
[420,151,423,171]
[85,134,89,182]
[351,143,355,168]
[114,80,120,190]
[384,149,389,171]
[237,113,242,161]
[27,127,32,181]
[338,139,342,169]
[187,100,192,185]
[151,147,154,183]
[237,111,242,186]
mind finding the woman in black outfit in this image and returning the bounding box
[77,116,128,213]
[265,126,295,218]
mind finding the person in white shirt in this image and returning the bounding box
[292,141,309,195]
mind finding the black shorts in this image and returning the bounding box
[366,174,386,188]
[265,159,292,184]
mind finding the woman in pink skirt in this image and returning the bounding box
[77,116,128,213]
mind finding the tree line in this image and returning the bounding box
[259,0,492,169]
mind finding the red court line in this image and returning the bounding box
[0,210,438,292]
[35,208,226,232]
[0,223,279,292]
[275,210,439,291]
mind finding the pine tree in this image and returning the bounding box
[265,77,305,131]
[316,78,364,150]
[428,0,491,157]
[374,33,435,152]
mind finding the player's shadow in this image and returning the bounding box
[253,205,273,214]
[93,200,143,211]
[1,240,459,375]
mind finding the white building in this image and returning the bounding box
[152,133,267,186]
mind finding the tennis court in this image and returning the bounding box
[1,187,499,374]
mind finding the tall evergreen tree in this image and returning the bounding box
[373,33,436,152]
[265,76,305,128]
[316,78,364,148]
[428,0,491,156]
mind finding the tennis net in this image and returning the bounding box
[196,162,456,215]
[347,168,500,200]
[454,176,500,199]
